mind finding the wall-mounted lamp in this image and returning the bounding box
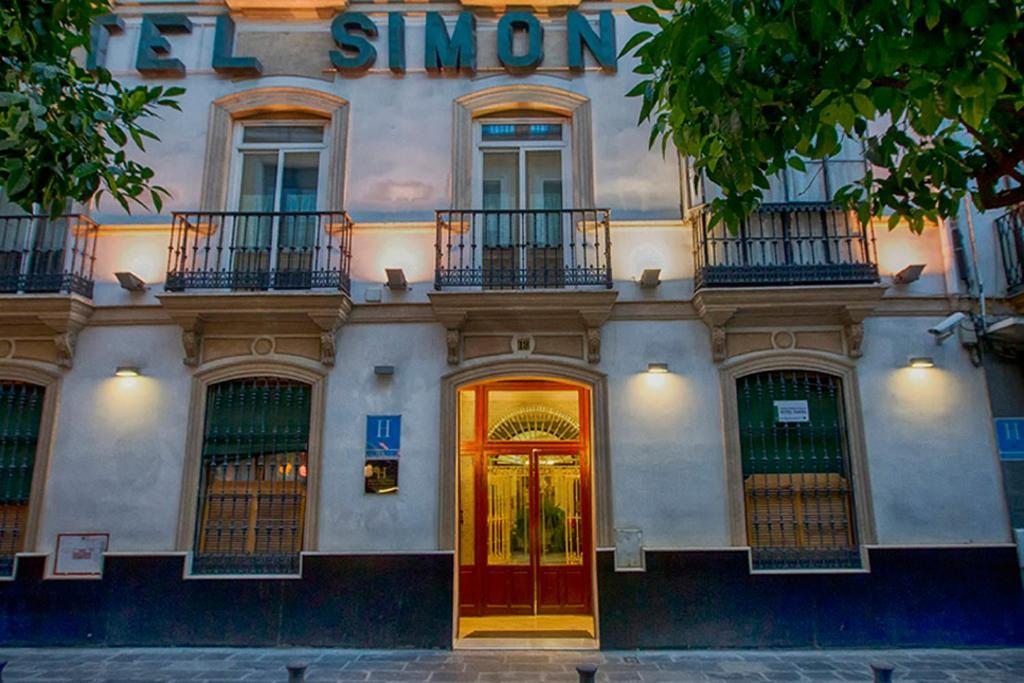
[647,362,669,374]
[374,365,395,376]
[639,268,661,289]
[385,268,408,291]
[908,357,936,369]
[114,366,141,377]
[894,264,926,284]
[115,271,147,292]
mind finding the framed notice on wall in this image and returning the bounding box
[53,533,109,577]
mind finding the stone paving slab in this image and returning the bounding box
[0,648,1021,683]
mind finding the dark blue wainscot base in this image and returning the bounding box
[597,546,1024,648]
[0,553,453,647]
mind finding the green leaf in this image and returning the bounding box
[619,30,653,57]
[627,6,664,26]
[707,46,732,84]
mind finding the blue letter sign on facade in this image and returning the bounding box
[366,415,401,458]
[995,418,1024,460]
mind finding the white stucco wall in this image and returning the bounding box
[37,324,190,553]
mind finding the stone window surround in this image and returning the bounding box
[174,359,328,573]
[0,362,61,563]
[451,84,595,209]
[718,350,878,572]
[199,86,349,212]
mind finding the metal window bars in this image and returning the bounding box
[736,370,861,570]
[0,381,44,577]
[996,204,1024,295]
[691,203,879,289]
[166,211,353,293]
[435,208,612,289]
[193,378,311,575]
[0,215,98,297]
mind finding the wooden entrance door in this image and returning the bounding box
[458,380,592,617]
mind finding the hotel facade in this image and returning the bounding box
[2,0,1023,649]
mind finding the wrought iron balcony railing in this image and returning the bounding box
[691,203,879,289]
[996,204,1024,295]
[435,208,612,290]
[166,211,353,293]
[0,214,98,298]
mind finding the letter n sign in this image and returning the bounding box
[366,415,401,457]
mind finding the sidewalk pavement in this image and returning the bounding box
[0,647,1022,683]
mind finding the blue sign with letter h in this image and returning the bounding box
[366,415,401,458]
[995,418,1024,460]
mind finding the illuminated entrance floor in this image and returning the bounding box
[456,615,597,650]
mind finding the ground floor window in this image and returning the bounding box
[736,370,860,570]
[0,380,44,575]
[193,377,310,575]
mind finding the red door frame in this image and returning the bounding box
[457,378,593,617]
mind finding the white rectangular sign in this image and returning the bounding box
[774,400,810,423]
[53,533,109,577]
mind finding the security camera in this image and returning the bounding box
[928,312,968,342]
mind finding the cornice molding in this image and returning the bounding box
[0,294,95,369]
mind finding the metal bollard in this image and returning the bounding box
[286,661,308,683]
[870,662,894,683]
[576,664,598,683]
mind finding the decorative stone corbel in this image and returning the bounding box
[320,331,337,367]
[844,321,865,359]
[711,325,728,363]
[446,329,461,365]
[182,324,203,367]
[585,327,601,364]
[54,331,77,369]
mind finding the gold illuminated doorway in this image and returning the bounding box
[457,379,594,629]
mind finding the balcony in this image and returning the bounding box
[997,204,1024,296]
[166,210,353,293]
[692,202,879,290]
[160,210,354,368]
[0,214,98,298]
[434,208,612,290]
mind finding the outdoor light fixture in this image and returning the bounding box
[385,268,408,291]
[894,264,926,284]
[114,366,141,377]
[639,268,662,288]
[908,357,936,369]
[647,362,669,374]
[374,365,395,376]
[115,271,147,291]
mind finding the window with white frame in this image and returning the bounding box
[226,121,328,287]
[473,118,572,288]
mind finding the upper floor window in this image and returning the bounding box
[475,118,570,214]
[736,370,861,570]
[232,122,327,213]
[0,380,45,576]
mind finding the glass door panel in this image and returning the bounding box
[482,152,519,288]
[276,151,320,287]
[525,150,564,287]
[538,454,582,566]
[234,152,277,288]
[486,454,530,565]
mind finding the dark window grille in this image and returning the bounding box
[193,377,311,575]
[0,381,44,576]
[166,211,353,293]
[736,370,861,570]
[0,215,98,297]
[692,203,878,288]
[996,204,1024,295]
[435,209,612,289]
